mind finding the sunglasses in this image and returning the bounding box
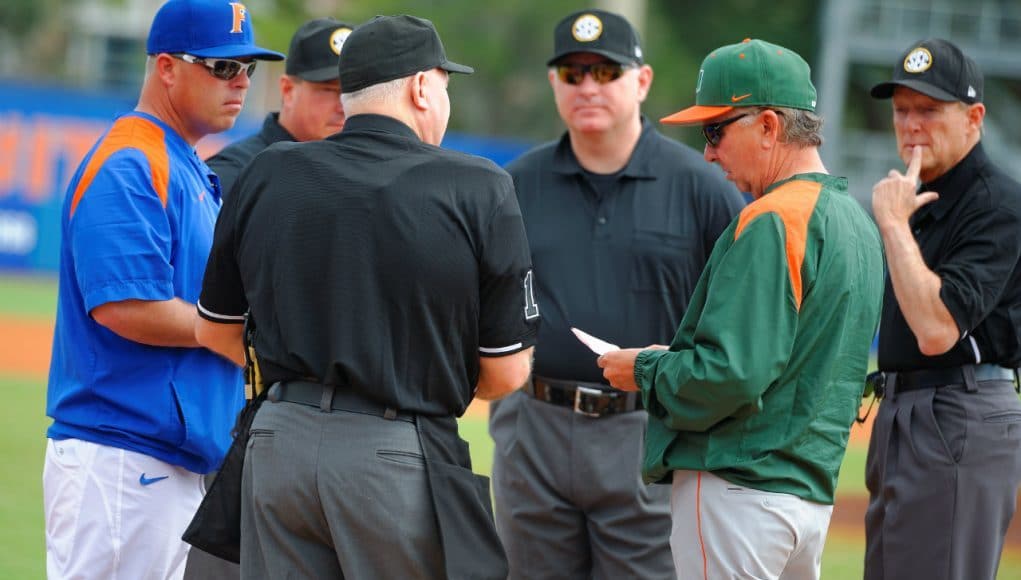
[555,62,634,85]
[701,114,750,147]
[172,53,257,81]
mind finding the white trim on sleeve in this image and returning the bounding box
[479,342,524,354]
[968,335,982,364]
[196,300,245,322]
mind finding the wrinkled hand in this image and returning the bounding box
[596,348,646,391]
[871,146,939,228]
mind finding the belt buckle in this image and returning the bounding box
[574,386,604,418]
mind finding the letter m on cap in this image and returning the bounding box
[230,2,247,33]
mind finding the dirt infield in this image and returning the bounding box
[0,315,53,379]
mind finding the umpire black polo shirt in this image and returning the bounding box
[509,118,744,384]
[878,142,1021,371]
[205,113,295,196]
[198,114,539,416]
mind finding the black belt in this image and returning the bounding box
[269,381,415,423]
[884,364,1018,396]
[525,377,642,418]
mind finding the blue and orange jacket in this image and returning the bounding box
[46,112,243,474]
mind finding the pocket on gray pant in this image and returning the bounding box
[376,449,426,467]
[983,410,1021,423]
[930,390,968,463]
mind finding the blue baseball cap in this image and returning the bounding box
[146,0,285,61]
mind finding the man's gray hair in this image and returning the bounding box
[742,106,824,147]
[341,77,411,112]
[775,107,824,147]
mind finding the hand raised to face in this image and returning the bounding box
[872,146,940,229]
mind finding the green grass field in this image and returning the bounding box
[0,376,50,579]
[2,273,1019,579]
[0,274,58,318]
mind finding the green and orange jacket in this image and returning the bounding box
[636,173,884,504]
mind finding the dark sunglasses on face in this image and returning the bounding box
[703,109,786,147]
[172,53,257,81]
[702,113,750,147]
[555,62,634,85]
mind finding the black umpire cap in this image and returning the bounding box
[871,38,983,104]
[286,18,356,82]
[338,15,473,94]
[547,9,644,66]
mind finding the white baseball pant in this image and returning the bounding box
[43,438,204,580]
[670,470,833,580]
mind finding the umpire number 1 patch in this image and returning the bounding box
[523,270,539,320]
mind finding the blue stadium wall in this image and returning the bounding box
[0,80,532,273]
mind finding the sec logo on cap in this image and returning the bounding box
[572,14,603,42]
[903,47,933,73]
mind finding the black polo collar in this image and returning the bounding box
[260,112,295,144]
[920,142,988,222]
[337,113,420,141]
[552,116,659,179]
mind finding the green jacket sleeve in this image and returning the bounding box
[635,212,800,432]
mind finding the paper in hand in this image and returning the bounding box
[570,327,620,356]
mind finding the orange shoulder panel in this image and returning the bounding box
[733,180,823,311]
[69,116,169,219]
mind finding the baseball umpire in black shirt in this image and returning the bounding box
[866,38,1021,580]
[195,14,538,579]
[488,9,743,579]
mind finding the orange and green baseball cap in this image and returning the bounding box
[661,38,817,126]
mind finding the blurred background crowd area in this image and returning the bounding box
[0,0,1020,271]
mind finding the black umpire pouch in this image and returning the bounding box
[182,312,265,563]
[181,388,266,563]
[416,415,509,580]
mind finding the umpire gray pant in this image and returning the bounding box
[490,390,674,580]
[240,399,442,579]
[864,380,1021,580]
[183,543,238,580]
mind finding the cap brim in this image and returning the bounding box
[546,49,635,67]
[189,44,285,61]
[870,79,957,101]
[660,105,734,126]
[440,61,474,75]
[294,66,339,82]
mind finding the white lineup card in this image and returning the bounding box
[570,327,619,356]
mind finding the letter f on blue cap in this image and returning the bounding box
[230,2,247,33]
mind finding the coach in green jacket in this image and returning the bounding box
[598,39,885,580]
